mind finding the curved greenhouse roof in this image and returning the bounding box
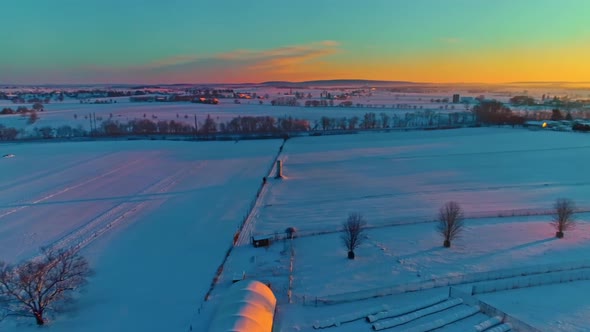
[209,280,276,332]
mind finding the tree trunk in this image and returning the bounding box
[347,251,355,259]
[34,312,44,325]
[443,240,451,248]
[556,231,564,238]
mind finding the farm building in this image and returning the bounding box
[208,280,276,332]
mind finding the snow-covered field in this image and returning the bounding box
[0,87,479,135]
[0,139,282,331]
[216,128,590,331]
[480,280,590,331]
[2,114,590,330]
[249,128,590,237]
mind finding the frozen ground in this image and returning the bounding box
[480,280,590,331]
[0,87,479,135]
[249,128,590,237]
[220,127,590,331]
[2,126,590,331]
[0,139,282,331]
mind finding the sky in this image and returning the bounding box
[2,0,590,84]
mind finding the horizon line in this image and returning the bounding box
[2,79,590,87]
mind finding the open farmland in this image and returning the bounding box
[247,128,590,237]
[2,110,590,331]
[0,87,481,136]
[0,139,282,331]
[209,127,590,331]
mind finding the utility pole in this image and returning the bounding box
[194,115,198,137]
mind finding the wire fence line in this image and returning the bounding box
[297,259,590,306]
[250,206,590,242]
[201,139,286,304]
[234,139,287,246]
[450,287,542,332]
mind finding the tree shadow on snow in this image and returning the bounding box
[0,189,202,208]
[395,246,443,262]
[475,237,556,261]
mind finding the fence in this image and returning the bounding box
[472,268,590,295]
[450,287,541,332]
[252,206,590,244]
[202,139,286,301]
[301,259,590,306]
[234,139,286,246]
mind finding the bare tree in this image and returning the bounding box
[0,248,90,325]
[552,198,575,238]
[437,201,464,248]
[341,213,367,259]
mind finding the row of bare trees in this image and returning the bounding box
[93,115,310,137]
[342,198,577,259]
[437,198,577,246]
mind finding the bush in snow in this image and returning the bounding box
[341,213,367,259]
[552,198,575,238]
[437,201,464,248]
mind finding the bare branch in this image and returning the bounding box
[552,198,576,237]
[0,248,90,325]
[437,201,464,247]
[341,212,367,259]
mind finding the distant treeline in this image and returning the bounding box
[0,111,475,141]
[97,115,311,136]
[7,99,589,141]
[509,94,590,109]
[472,100,525,126]
[573,123,590,132]
[0,125,19,140]
[0,115,312,140]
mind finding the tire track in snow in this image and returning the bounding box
[0,155,153,221]
[35,164,195,257]
[0,151,115,192]
[382,144,590,161]
[263,181,590,208]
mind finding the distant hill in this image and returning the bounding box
[260,79,419,87]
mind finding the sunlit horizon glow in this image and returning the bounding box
[2,0,589,84]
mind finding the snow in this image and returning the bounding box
[313,304,389,328]
[208,280,276,332]
[230,128,590,331]
[371,298,464,330]
[485,323,513,332]
[367,294,448,323]
[0,139,282,331]
[474,316,503,331]
[394,305,480,332]
[2,120,590,330]
[480,280,590,331]
[248,128,590,239]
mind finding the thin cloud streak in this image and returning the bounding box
[70,40,342,83]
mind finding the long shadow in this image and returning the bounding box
[0,188,205,208]
[396,246,443,261]
[0,151,116,192]
[476,237,556,260]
